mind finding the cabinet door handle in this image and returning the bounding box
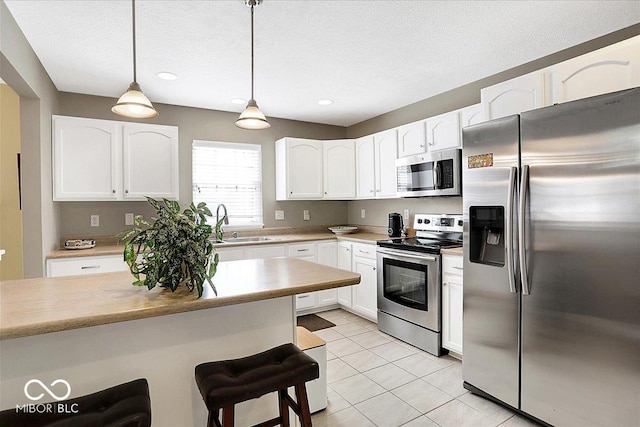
[125,190,129,194]
[370,190,374,193]
[112,189,116,193]
[443,282,448,286]
[81,265,101,269]
[372,267,376,271]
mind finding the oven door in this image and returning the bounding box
[376,248,441,332]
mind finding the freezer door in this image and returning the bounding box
[520,88,640,426]
[462,115,520,409]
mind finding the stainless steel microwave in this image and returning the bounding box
[396,148,462,197]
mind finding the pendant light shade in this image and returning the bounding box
[112,0,158,119]
[235,0,270,130]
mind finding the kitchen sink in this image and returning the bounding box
[214,237,280,243]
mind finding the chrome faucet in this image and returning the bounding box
[216,204,229,226]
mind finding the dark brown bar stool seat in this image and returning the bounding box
[195,343,319,427]
[0,378,151,427]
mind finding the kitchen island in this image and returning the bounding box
[0,257,360,426]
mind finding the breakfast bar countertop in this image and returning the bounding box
[0,257,361,340]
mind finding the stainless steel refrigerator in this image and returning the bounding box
[462,87,639,427]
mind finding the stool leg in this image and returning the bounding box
[278,389,290,427]
[209,409,222,427]
[222,405,235,427]
[294,384,312,427]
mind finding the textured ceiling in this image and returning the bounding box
[4,1,639,126]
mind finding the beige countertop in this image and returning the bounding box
[0,257,360,340]
[441,247,463,256]
[47,232,388,259]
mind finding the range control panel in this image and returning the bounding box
[414,214,463,233]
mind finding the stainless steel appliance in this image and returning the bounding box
[396,148,462,197]
[377,213,463,356]
[462,88,639,427]
[387,213,404,237]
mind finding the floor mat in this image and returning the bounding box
[296,314,336,332]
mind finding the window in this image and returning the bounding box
[192,140,263,229]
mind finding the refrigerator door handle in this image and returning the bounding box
[519,165,531,295]
[506,166,517,293]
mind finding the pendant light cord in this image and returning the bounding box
[250,3,254,100]
[132,0,137,83]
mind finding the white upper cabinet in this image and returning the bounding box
[426,110,461,151]
[373,129,398,198]
[397,120,427,157]
[52,116,179,201]
[461,103,484,128]
[53,116,120,201]
[549,35,640,104]
[276,138,323,200]
[355,135,375,199]
[481,71,547,120]
[122,123,179,201]
[323,139,355,199]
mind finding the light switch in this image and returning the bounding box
[361,209,366,219]
[403,209,409,221]
[125,213,135,226]
[303,210,310,221]
[275,210,285,220]
[90,215,99,227]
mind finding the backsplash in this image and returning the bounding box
[347,197,463,227]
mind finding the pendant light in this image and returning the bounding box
[235,0,270,130]
[112,0,158,119]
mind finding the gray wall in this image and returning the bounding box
[1,0,60,278]
[57,92,349,237]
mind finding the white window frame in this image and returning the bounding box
[192,140,263,230]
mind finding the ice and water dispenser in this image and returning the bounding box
[469,206,505,266]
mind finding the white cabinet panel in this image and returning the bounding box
[442,254,463,355]
[244,244,287,259]
[323,140,355,199]
[481,71,547,120]
[46,255,128,277]
[373,129,398,198]
[316,241,338,306]
[352,255,377,321]
[397,120,427,157]
[276,138,323,200]
[122,124,179,200]
[215,247,245,261]
[53,116,119,201]
[337,242,353,307]
[52,116,179,201]
[550,35,640,104]
[461,103,484,128]
[355,136,376,199]
[426,110,461,152]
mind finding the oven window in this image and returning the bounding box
[382,258,428,311]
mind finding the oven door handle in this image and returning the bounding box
[377,249,437,262]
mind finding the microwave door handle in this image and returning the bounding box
[434,161,442,189]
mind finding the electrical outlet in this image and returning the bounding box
[361,209,366,219]
[125,213,134,226]
[90,215,100,227]
[275,210,285,220]
[303,210,310,221]
[403,209,409,221]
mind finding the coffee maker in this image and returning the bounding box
[388,213,404,238]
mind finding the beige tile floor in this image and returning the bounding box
[308,309,543,427]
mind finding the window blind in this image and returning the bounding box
[192,140,263,228]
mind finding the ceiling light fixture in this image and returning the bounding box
[231,98,247,105]
[318,99,334,105]
[112,0,158,119]
[235,0,270,130]
[157,71,177,81]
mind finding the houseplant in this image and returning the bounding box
[121,197,224,298]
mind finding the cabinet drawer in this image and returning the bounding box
[288,243,316,257]
[296,292,318,310]
[47,255,128,277]
[351,243,376,260]
[442,254,463,276]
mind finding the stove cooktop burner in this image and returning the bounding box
[377,237,462,255]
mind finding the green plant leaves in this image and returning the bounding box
[120,197,221,298]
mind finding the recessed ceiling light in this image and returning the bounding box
[318,99,333,106]
[157,72,177,81]
[231,98,247,105]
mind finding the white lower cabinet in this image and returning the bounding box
[337,242,353,307]
[316,242,338,306]
[442,254,463,355]
[349,243,378,322]
[46,255,128,277]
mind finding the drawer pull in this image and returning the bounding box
[297,249,309,252]
[298,295,310,299]
[81,265,101,269]
[358,250,370,254]
[452,266,463,270]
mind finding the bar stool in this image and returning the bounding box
[0,378,151,427]
[195,343,319,427]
